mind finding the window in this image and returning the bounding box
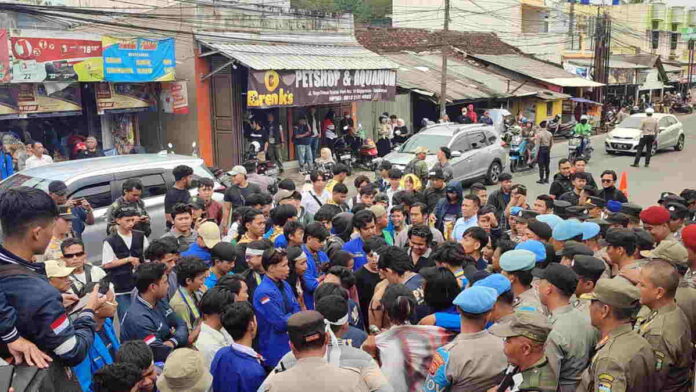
[671,33,679,50]
[70,183,112,209]
[546,102,554,117]
[450,136,471,153]
[652,31,660,50]
[467,132,488,149]
[658,117,671,128]
[139,174,167,198]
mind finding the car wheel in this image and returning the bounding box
[486,161,503,185]
[675,134,685,151]
[651,143,658,157]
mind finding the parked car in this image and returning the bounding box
[604,113,685,155]
[0,154,224,264]
[381,123,507,185]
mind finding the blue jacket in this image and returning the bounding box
[120,294,188,363]
[302,245,328,310]
[181,242,212,264]
[252,276,300,367]
[342,237,367,271]
[0,246,96,366]
[73,319,120,392]
[211,345,266,392]
[0,151,13,180]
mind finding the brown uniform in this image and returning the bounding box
[262,357,368,392]
[675,283,696,344]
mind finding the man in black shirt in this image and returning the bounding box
[76,136,105,159]
[164,165,193,228]
[549,158,573,199]
[598,169,628,203]
[407,224,434,272]
[265,112,284,172]
[355,237,386,323]
[221,165,262,229]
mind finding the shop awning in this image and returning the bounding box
[570,97,602,105]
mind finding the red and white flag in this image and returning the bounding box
[260,296,271,305]
[144,335,156,345]
[50,314,69,335]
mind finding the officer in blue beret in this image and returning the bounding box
[500,250,544,314]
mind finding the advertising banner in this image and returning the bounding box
[9,30,103,83]
[0,85,19,118]
[95,82,156,114]
[102,36,176,82]
[247,69,396,108]
[160,81,188,114]
[0,30,11,83]
[16,83,82,117]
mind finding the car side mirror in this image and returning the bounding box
[451,150,462,158]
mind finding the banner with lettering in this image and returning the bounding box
[16,83,82,117]
[95,82,156,114]
[102,36,175,82]
[160,81,188,114]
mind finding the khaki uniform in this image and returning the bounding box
[676,283,696,344]
[593,248,612,279]
[496,357,558,392]
[262,356,368,392]
[514,287,545,314]
[572,293,593,317]
[578,324,657,392]
[634,303,693,392]
[545,305,598,391]
[639,116,659,137]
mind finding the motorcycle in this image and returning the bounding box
[244,142,279,177]
[548,117,576,138]
[670,102,694,114]
[508,134,537,172]
[568,136,593,162]
[357,138,378,171]
[332,135,355,174]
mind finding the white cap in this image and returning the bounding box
[645,107,655,114]
[228,165,247,176]
[580,115,588,120]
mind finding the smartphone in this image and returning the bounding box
[98,276,111,295]
[0,365,14,392]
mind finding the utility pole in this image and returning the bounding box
[440,0,450,120]
[687,39,694,98]
[569,0,575,50]
[591,11,611,122]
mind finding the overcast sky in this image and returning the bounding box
[663,0,693,6]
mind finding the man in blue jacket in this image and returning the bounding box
[342,210,377,271]
[302,222,330,310]
[120,262,188,363]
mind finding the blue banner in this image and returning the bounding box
[102,36,175,82]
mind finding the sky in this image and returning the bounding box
[662,0,693,6]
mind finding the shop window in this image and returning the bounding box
[71,182,112,209]
[547,102,554,117]
[671,33,679,50]
[652,31,660,49]
[139,174,167,198]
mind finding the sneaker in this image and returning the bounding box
[544,178,550,184]
[536,179,545,184]
[630,164,639,167]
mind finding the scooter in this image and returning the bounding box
[548,117,576,138]
[357,138,378,171]
[509,134,537,172]
[332,135,355,173]
[670,102,694,114]
[568,135,593,162]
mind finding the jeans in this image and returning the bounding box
[296,144,312,169]
[634,135,656,165]
[116,292,133,321]
[309,137,319,160]
[538,146,551,181]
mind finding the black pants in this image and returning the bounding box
[634,135,655,165]
[538,146,551,180]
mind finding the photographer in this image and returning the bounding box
[48,180,94,240]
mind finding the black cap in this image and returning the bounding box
[605,228,637,249]
[48,180,68,195]
[586,196,606,209]
[658,192,686,205]
[553,200,572,218]
[566,206,590,220]
[560,241,594,258]
[620,202,643,218]
[588,218,610,237]
[541,263,578,297]
[512,209,539,223]
[606,212,630,227]
[571,255,606,279]
[680,189,696,204]
[527,219,552,241]
[58,205,76,220]
[288,310,326,345]
[666,202,689,220]
[428,168,446,180]
[211,242,237,261]
[632,228,655,250]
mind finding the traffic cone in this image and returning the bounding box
[618,171,628,198]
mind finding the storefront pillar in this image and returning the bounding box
[195,50,214,166]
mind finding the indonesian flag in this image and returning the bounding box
[144,335,156,345]
[50,314,69,335]
[260,296,271,305]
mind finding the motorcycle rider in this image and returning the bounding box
[572,115,592,157]
[631,107,659,168]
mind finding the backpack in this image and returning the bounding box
[403,158,418,176]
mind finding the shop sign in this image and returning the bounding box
[102,36,175,82]
[247,69,396,108]
[95,82,156,114]
[0,30,11,83]
[563,63,589,79]
[0,85,19,118]
[160,81,188,114]
[9,30,103,83]
[16,83,82,117]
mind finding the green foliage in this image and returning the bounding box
[291,0,391,22]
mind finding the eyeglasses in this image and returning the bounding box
[601,179,613,183]
[63,251,85,258]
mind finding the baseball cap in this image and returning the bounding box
[198,222,221,248]
[452,286,498,314]
[540,263,578,296]
[156,348,212,392]
[211,242,236,262]
[48,180,68,195]
[639,205,671,225]
[473,273,512,296]
[414,146,429,154]
[428,168,446,180]
[588,278,640,309]
[552,219,584,241]
[640,240,688,266]
[515,240,546,263]
[500,249,536,272]
[489,311,551,342]
[273,189,295,204]
[369,204,387,219]
[45,260,75,278]
[58,205,76,220]
[536,214,563,230]
[683,224,696,251]
[526,219,552,241]
[580,222,601,240]
[228,165,247,176]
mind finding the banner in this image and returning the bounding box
[160,81,188,114]
[247,69,396,108]
[0,30,10,83]
[9,30,103,83]
[0,85,19,118]
[16,83,82,117]
[95,82,156,114]
[102,36,175,82]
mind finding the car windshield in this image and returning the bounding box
[0,174,50,192]
[617,116,644,129]
[399,134,452,154]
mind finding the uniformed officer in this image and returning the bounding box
[473,273,516,325]
[682,224,696,288]
[577,278,657,392]
[261,310,368,392]
[665,202,689,242]
[634,259,693,391]
[620,202,643,228]
[489,311,559,392]
[569,254,607,315]
[551,219,584,254]
[500,249,544,314]
[604,228,641,284]
[423,286,507,392]
[538,263,597,392]
[640,205,675,244]
[558,241,594,266]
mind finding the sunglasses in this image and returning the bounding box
[63,251,85,258]
[601,179,613,183]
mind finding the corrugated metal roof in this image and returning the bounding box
[567,58,650,70]
[473,54,604,87]
[196,32,397,71]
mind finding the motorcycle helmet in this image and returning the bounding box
[645,107,655,114]
[580,115,589,121]
[249,141,261,153]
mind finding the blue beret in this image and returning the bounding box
[581,222,601,240]
[453,286,498,314]
[515,240,546,262]
[552,219,584,241]
[510,206,523,216]
[607,200,622,213]
[473,273,512,296]
[500,249,536,272]
[536,214,563,229]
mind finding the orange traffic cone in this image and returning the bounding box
[618,171,628,198]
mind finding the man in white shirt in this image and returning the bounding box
[61,237,106,296]
[301,171,330,215]
[195,286,236,367]
[452,194,480,241]
[24,141,53,169]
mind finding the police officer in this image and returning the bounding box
[631,107,658,167]
[261,310,368,392]
[570,255,607,315]
[105,178,151,236]
[577,278,657,392]
[604,228,640,284]
[423,286,507,392]
[500,249,543,313]
[473,273,516,325]
[538,264,597,392]
[665,202,689,242]
[489,311,559,392]
[634,259,693,391]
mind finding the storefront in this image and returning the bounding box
[196,32,398,169]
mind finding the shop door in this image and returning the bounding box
[211,67,244,169]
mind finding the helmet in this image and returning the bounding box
[645,107,655,114]
[580,115,589,121]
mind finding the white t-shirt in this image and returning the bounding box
[301,189,331,215]
[102,231,150,266]
[24,154,53,169]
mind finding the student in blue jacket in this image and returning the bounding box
[342,209,377,271]
[301,222,330,310]
[252,248,301,369]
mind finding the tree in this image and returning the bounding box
[291,0,391,23]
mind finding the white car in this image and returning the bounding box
[605,113,685,155]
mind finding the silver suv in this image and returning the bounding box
[382,123,508,184]
[0,154,222,264]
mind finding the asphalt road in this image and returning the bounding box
[502,113,696,207]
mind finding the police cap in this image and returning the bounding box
[489,311,551,342]
[588,278,640,309]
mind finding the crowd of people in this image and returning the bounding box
[1,145,696,392]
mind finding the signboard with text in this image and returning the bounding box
[16,83,82,117]
[95,82,156,114]
[247,69,396,108]
[102,36,175,82]
[160,81,188,114]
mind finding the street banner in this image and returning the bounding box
[102,36,176,82]
[16,83,82,117]
[9,30,103,83]
[95,82,156,114]
[160,81,188,114]
[0,85,19,118]
[0,30,11,83]
[681,27,696,41]
[247,69,396,108]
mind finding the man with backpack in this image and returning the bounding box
[404,146,430,184]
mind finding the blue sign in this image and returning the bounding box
[102,36,175,82]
